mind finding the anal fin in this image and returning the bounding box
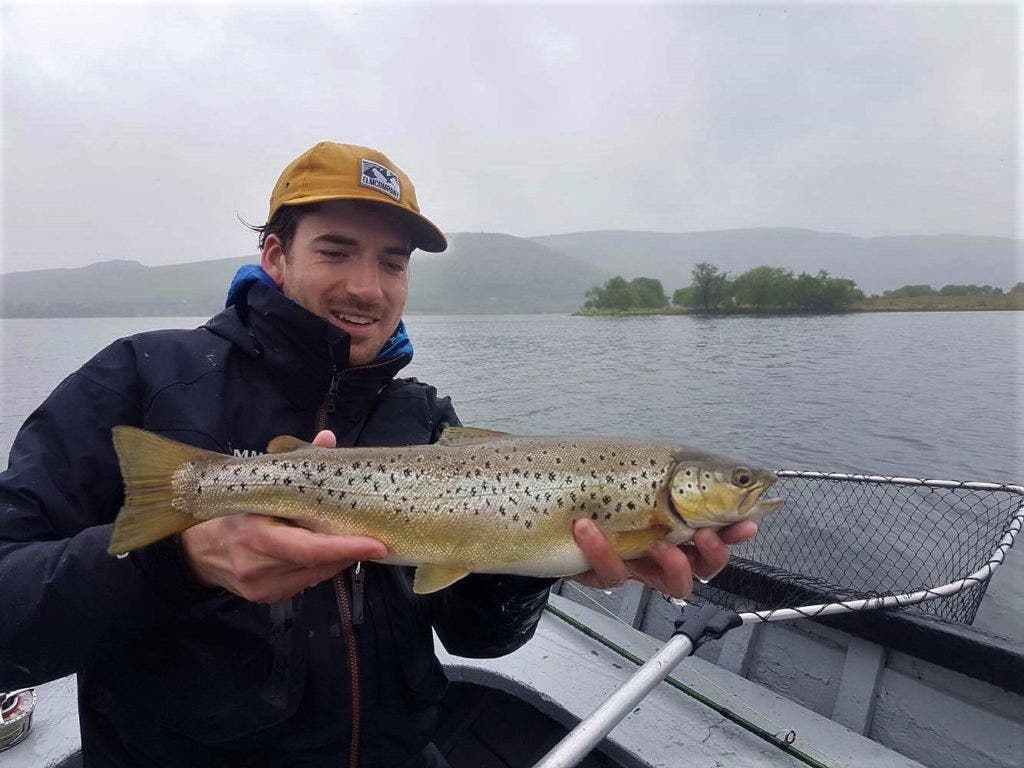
[413,564,471,594]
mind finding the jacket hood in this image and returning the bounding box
[204,280,412,409]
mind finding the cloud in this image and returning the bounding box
[2,2,1016,273]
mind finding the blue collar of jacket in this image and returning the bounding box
[225,264,414,368]
[206,271,413,412]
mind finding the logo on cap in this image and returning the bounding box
[360,159,401,201]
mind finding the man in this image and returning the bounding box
[0,142,754,766]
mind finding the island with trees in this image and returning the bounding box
[579,262,1024,315]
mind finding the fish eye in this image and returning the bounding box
[733,468,753,487]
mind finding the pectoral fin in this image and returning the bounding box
[609,527,671,560]
[413,564,471,594]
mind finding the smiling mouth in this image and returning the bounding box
[331,312,377,327]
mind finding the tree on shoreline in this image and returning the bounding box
[583,268,1018,314]
[583,276,668,310]
[689,262,731,314]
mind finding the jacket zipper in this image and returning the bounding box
[334,569,363,768]
[316,355,398,431]
[319,351,386,767]
[317,369,342,430]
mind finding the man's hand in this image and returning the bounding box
[180,430,388,603]
[570,518,757,598]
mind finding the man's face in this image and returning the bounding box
[262,200,412,366]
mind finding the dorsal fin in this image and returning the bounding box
[267,435,313,454]
[436,426,514,446]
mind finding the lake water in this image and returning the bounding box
[2,312,1021,641]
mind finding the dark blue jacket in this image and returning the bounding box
[0,282,552,767]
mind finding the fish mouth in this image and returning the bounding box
[749,496,785,516]
[666,481,785,528]
[739,482,781,515]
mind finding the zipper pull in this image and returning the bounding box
[324,370,342,414]
[351,562,365,626]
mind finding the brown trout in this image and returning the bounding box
[108,425,783,593]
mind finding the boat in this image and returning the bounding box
[5,471,1022,767]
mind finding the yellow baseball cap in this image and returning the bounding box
[268,142,447,253]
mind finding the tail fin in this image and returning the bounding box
[108,426,216,555]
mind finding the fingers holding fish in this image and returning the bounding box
[569,521,755,598]
[180,513,388,603]
[570,518,630,589]
[716,519,759,547]
[685,522,757,583]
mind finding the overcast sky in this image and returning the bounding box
[2,1,1018,273]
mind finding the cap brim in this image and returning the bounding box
[274,195,447,253]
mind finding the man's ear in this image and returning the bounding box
[261,235,286,286]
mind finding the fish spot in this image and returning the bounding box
[590,512,598,520]
[525,520,532,528]
[627,502,636,510]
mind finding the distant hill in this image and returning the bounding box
[2,228,1017,317]
[405,233,605,313]
[0,234,606,317]
[531,229,1020,296]
[0,257,250,317]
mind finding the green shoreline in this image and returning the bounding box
[574,297,1024,317]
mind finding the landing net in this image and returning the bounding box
[691,472,1024,625]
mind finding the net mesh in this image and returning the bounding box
[690,473,1024,625]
